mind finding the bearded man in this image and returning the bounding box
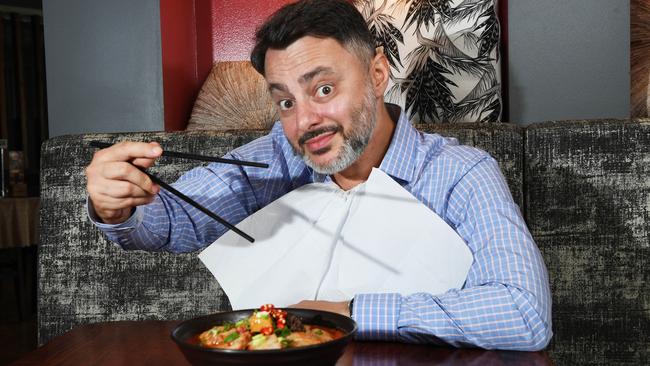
[85,0,552,351]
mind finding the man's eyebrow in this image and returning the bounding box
[267,66,335,94]
[299,66,334,84]
[268,83,289,94]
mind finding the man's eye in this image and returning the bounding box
[316,85,333,97]
[279,100,294,110]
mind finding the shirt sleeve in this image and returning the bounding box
[87,144,283,253]
[86,196,146,248]
[352,157,553,351]
[87,163,249,252]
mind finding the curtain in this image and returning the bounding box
[0,12,47,196]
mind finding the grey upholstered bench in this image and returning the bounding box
[39,119,650,365]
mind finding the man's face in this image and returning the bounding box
[264,37,377,174]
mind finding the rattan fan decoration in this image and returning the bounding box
[187,61,278,131]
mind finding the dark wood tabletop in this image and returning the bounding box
[11,321,554,365]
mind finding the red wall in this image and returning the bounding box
[160,0,198,131]
[161,0,508,130]
[160,0,291,131]
[211,0,293,62]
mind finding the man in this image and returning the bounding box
[86,0,552,350]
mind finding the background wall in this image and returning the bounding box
[158,0,291,132]
[508,0,630,125]
[43,0,631,136]
[210,0,292,62]
[43,0,163,137]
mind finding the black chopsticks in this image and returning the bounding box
[89,141,268,168]
[89,140,263,243]
[138,167,254,243]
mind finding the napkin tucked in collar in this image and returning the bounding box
[198,168,473,310]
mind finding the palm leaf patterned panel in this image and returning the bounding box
[353,0,502,123]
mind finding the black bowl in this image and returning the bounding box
[171,308,357,365]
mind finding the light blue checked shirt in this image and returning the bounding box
[91,106,552,351]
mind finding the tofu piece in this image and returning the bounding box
[247,334,282,350]
[198,327,251,350]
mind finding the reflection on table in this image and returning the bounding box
[11,321,554,366]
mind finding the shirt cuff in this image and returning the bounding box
[351,293,401,341]
[86,196,143,233]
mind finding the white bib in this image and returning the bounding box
[198,168,473,310]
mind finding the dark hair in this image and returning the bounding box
[250,0,375,75]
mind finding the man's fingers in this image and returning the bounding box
[101,180,156,199]
[93,193,157,211]
[87,177,158,203]
[92,141,162,163]
[86,142,162,224]
[100,162,159,194]
[131,157,157,168]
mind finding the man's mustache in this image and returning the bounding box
[298,125,342,146]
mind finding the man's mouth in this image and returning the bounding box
[304,131,336,153]
[298,126,341,154]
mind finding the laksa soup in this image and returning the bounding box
[193,304,345,350]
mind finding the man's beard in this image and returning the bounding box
[292,85,377,175]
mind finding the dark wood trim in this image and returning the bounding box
[631,0,649,118]
[498,0,509,122]
[0,15,7,140]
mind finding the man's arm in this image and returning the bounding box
[86,129,297,253]
[352,157,553,351]
[88,160,259,252]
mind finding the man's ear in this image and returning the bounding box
[369,49,391,98]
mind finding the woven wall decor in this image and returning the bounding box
[187,61,278,131]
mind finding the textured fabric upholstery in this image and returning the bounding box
[38,124,522,346]
[38,130,266,344]
[38,120,650,365]
[526,119,650,365]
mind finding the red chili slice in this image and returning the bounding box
[272,309,287,319]
[260,326,273,335]
[260,304,275,312]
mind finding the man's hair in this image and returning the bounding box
[250,0,375,75]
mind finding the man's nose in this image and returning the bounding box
[295,100,321,130]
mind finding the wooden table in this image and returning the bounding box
[11,321,554,365]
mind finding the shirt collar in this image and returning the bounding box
[377,104,419,184]
[311,104,419,184]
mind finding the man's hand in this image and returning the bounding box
[86,141,163,224]
[289,300,351,317]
